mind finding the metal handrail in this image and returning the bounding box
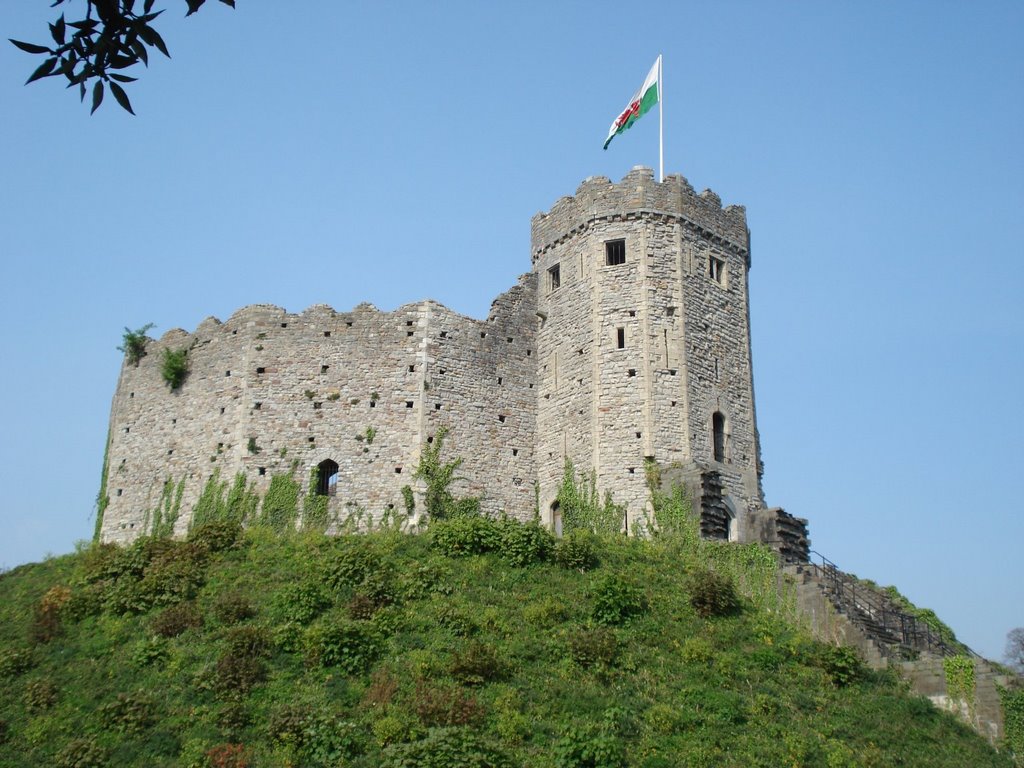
[804,550,979,660]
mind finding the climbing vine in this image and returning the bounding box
[259,469,301,533]
[147,476,185,538]
[93,428,111,542]
[302,467,331,533]
[944,655,977,722]
[413,427,479,520]
[555,458,624,535]
[190,470,260,530]
[998,685,1024,762]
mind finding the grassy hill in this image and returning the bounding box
[0,516,1013,768]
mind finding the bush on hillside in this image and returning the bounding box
[430,516,501,557]
[591,575,647,626]
[150,602,203,637]
[686,567,740,619]
[497,519,553,567]
[553,531,599,571]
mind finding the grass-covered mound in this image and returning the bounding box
[0,518,1010,768]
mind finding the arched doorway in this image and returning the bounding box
[315,459,339,497]
[550,500,562,537]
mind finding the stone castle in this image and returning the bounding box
[99,167,808,561]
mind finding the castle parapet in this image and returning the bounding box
[531,167,749,262]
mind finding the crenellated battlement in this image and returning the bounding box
[531,166,749,263]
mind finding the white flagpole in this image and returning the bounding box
[658,54,664,182]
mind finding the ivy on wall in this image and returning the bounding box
[944,655,977,722]
[93,429,111,542]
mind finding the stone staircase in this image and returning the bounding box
[785,552,1015,746]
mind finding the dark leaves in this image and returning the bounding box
[109,81,135,114]
[90,80,104,114]
[25,57,58,84]
[10,39,52,55]
[49,16,66,46]
[14,0,236,114]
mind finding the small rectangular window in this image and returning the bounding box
[616,327,625,349]
[547,263,561,292]
[605,239,626,266]
[709,255,726,285]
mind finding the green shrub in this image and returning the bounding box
[268,705,363,765]
[450,641,508,685]
[679,636,714,665]
[0,647,34,678]
[161,346,189,389]
[498,519,554,566]
[553,725,626,768]
[29,585,71,644]
[213,626,272,697]
[817,645,866,687]
[323,541,378,589]
[275,581,332,625]
[188,519,243,553]
[24,677,58,712]
[130,636,169,667]
[437,604,480,637]
[554,531,599,571]
[117,323,154,365]
[430,516,501,557]
[0,719,8,746]
[305,619,381,674]
[381,727,512,768]
[412,683,487,727]
[569,626,619,669]
[213,592,255,625]
[151,601,204,637]
[372,714,419,748]
[591,575,647,626]
[99,690,156,734]
[347,593,377,620]
[686,567,740,619]
[54,736,109,768]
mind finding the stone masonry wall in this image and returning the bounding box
[103,168,770,547]
[101,279,538,543]
[530,167,763,535]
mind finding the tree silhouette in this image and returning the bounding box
[9,0,235,114]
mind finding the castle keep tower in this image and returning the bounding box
[99,168,807,559]
[532,167,764,538]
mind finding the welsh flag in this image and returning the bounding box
[603,56,661,150]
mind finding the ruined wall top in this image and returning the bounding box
[530,166,749,262]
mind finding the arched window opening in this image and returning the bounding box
[712,412,726,463]
[724,497,739,543]
[316,459,339,497]
[550,500,562,537]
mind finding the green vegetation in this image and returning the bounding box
[0,516,1011,767]
[117,323,155,366]
[93,429,111,543]
[556,459,625,535]
[160,348,189,390]
[413,427,480,521]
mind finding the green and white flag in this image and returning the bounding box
[603,56,661,150]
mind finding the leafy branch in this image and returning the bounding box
[9,0,236,114]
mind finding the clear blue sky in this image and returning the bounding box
[1,1,1021,662]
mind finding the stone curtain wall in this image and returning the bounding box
[530,167,763,535]
[102,283,538,543]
